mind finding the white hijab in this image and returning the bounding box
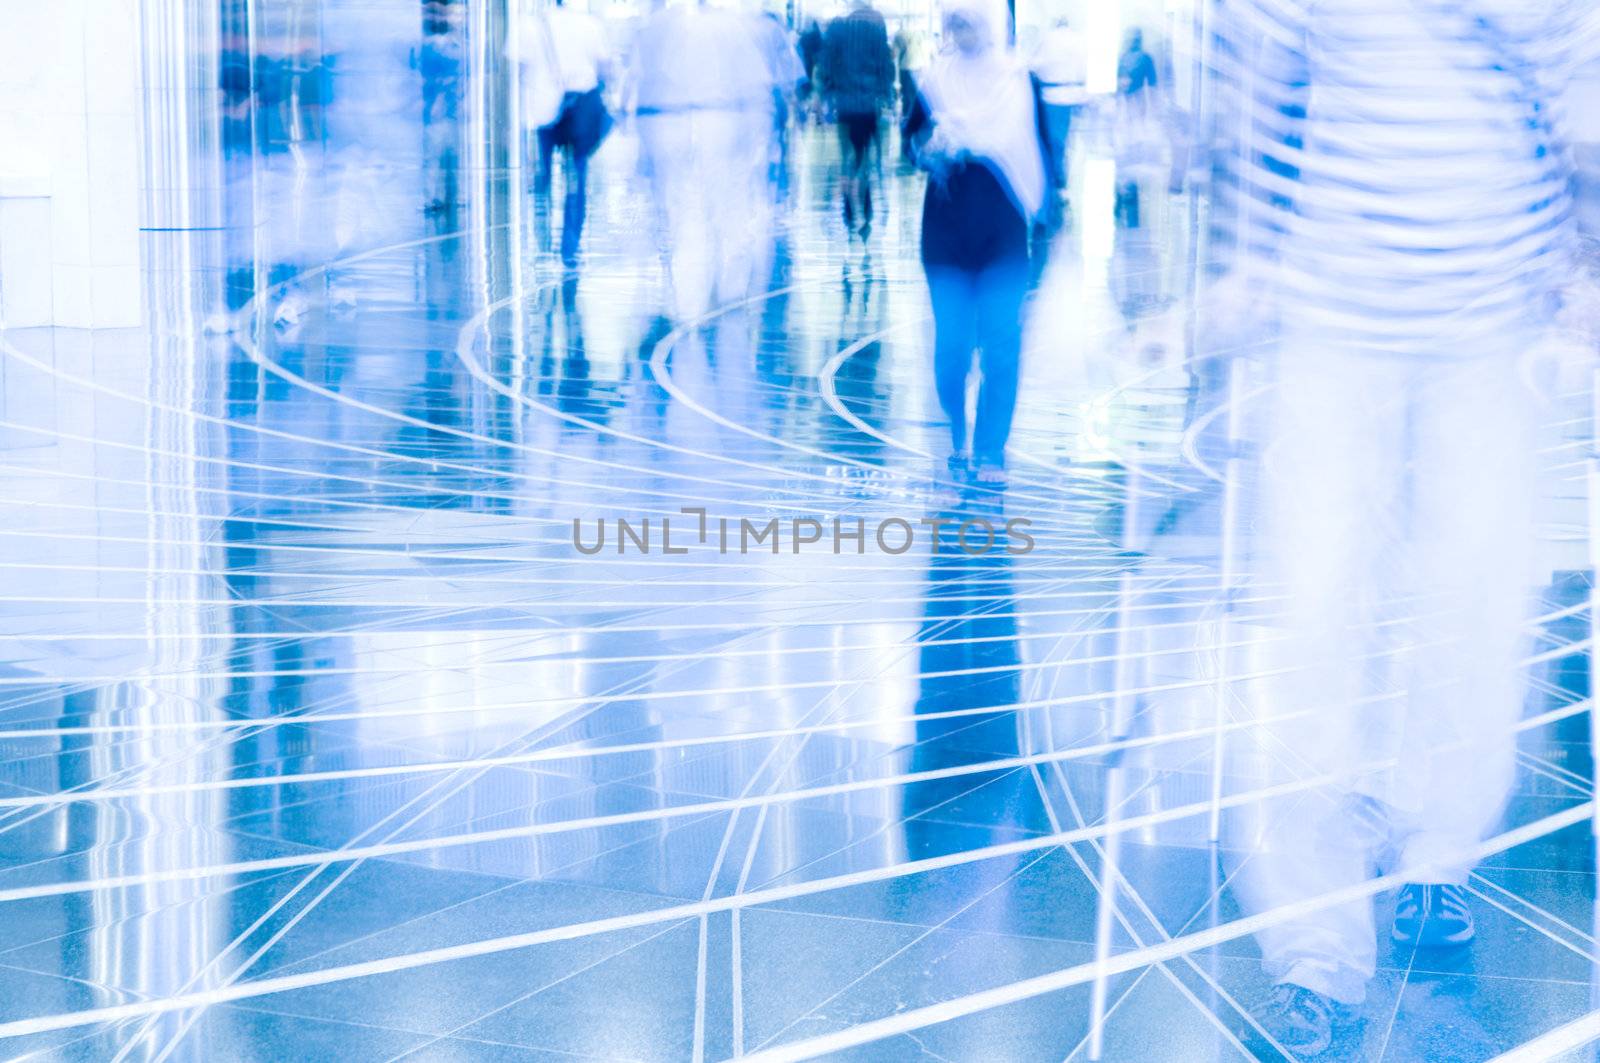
[917,0,1046,219]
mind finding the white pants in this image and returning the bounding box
[1226,343,1540,1004]
[638,108,773,322]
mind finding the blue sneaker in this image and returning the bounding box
[1254,984,1356,1057]
[1392,883,1475,947]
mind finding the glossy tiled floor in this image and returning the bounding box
[2,75,1599,1063]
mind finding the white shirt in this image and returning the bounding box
[629,6,772,112]
[544,6,609,94]
[1031,26,1087,106]
[1222,0,1597,357]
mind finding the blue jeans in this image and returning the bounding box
[926,260,1028,464]
[537,89,608,263]
[1042,103,1077,191]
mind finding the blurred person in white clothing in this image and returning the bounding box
[1209,1,1600,1054]
[1029,16,1087,222]
[628,0,780,321]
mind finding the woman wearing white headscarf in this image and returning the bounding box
[905,0,1047,485]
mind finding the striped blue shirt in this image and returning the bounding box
[1211,0,1600,357]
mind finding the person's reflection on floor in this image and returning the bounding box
[535,274,608,425]
[902,515,1029,857]
[825,262,892,465]
[899,517,1055,1053]
[0,687,156,1044]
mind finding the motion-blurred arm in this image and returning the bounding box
[1197,0,1310,345]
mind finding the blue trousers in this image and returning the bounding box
[1042,102,1077,190]
[926,260,1028,464]
[536,89,607,262]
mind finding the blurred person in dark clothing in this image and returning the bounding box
[798,19,824,112]
[220,32,254,154]
[521,0,613,268]
[894,24,931,160]
[1113,27,1160,228]
[817,0,895,237]
[1118,27,1158,96]
[254,46,293,153]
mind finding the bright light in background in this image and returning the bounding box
[1086,0,1120,95]
[1080,157,1116,263]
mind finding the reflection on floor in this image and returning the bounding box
[0,106,1596,1062]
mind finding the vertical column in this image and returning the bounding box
[467,0,515,179]
[465,0,522,392]
[139,0,232,333]
[139,0,225,232]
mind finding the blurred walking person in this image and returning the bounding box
[798,19,824,116]
[1113,27,1160,227]
[893,24,931,160]
[1210,1,1600,1055]
[817,0,895,238]
[1029,16,1087,224]
[629,0,778,320]
[756,10,806,186]
[906,0,1047,486]
[516,0,613,268]
[1117,26,1158,96]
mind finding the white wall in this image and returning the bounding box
[0,0,142,328]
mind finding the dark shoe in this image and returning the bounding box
[1255,984,1353,1057]
[1392,883,1475,947]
